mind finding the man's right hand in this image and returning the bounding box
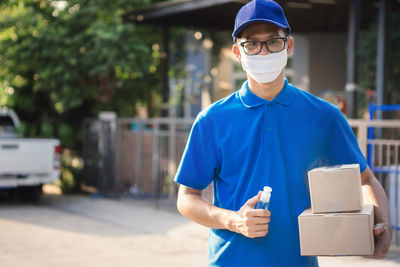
[228,192,271,238]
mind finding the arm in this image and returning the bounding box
[176,185,271,238]
[361,166,392,258]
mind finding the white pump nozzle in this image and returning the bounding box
[260,186,272,203]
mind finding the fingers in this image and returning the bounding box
[253,223,269,231]
[245,208,271,218]
[371,223,392,259]
[242,209,270,225]
[245,223,269,238]
[236,209,270,238]
[373,224,385,236]
[373,247,389,259]
[373,240,390,259]
[247,216,270,226]
[235,193,273,238]
[244,191,261,208]
[249,228,269,238]
[373,234,390,258]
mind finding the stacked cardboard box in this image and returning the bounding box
[298,164,374,256]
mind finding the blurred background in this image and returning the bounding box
[1,0,399,196]
[1,0,400,266]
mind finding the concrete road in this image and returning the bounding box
[0,191,399,267]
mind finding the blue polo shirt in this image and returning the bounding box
[174,79,367,267]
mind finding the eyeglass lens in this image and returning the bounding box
[242,38,286,55]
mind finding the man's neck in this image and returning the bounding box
[247,72,285,101]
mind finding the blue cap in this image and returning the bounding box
[232,0,291,42]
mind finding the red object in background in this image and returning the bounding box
[54,145,62,170]
[319,91,347,115]
[336,95,347,115]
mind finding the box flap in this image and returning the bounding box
[308,164,360,173]
[340,164,360,169]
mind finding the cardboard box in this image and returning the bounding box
[308,164,363,213]
[298,204,374,256]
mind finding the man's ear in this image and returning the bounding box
[232,43,242,62]
[287,37,294,56]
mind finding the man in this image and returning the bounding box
[174,0,392,266]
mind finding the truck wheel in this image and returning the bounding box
[19,185,42,202]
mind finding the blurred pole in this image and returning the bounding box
[375,0,389,140]
[346,0,361,119]
[161,26,170,118]
[376,0,389,122]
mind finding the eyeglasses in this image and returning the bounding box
[240,37,287,55]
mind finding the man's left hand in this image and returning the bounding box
[371,222,392,259]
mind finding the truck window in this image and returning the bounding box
[0,116,15,133]
[0,116,14,127]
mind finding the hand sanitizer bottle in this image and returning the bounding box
[255,186,272,210]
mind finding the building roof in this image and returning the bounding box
[123,0,383,33]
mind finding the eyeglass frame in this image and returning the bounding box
[239,37,288,55]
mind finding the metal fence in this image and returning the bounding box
[83,117,213,203]
[349,119,400,246]
[83,117,400,245]
[115,118,194,201]
[82,118,118,196]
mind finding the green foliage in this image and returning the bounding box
[358,11,400,95]
[0,0,164,143]
[57,149,83,194]
[0,0,176,192]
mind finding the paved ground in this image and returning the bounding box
[0,189,399,267]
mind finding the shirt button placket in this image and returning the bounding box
[266,103,272,151]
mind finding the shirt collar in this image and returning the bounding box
[238,79,296,108]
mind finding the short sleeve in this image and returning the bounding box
[325,107,368,173]
[174,114,220,190]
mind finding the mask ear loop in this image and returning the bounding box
[281,37,290,54]
[238,43,247,56]
[238,44,248,72]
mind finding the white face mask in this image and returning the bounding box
[240,48,288,84]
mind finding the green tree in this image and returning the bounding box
[358,11,400,99]
[0,0,169,192]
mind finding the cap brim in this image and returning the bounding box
[232,19,290,41]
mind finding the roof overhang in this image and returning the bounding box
[123,0,247,31]
[123,0,385,33]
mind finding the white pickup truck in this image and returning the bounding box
[0,109,61,200]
